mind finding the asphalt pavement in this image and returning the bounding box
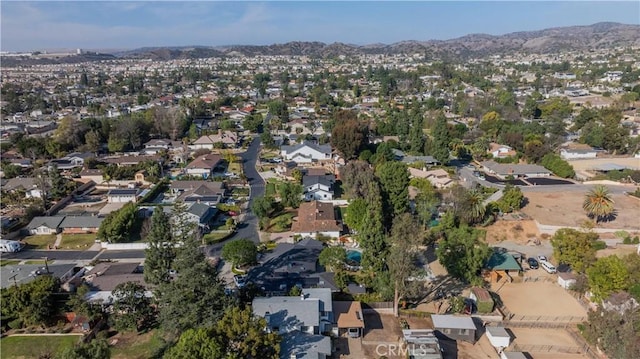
[2,250,99,261]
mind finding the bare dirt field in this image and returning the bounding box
[495,282,587,318]
[484,219,541,244]
[456,335,498,359]
[362,313,403,359]
[596,245,638,258]
[567,157,640,171]
[522,191,640,230]
[510,328,578,347]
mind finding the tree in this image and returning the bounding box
[57,339,110,359]
[359,181,387,274]
[343,198,367,233]
[431,113,451,164]
[1,163,22,179]
[495,184,524,213]
[375,161,409,218]
[164,328,224,359]
[586,255,630,302]
[0,275,59,328]
[453,186,486,225]
[279,181,302,208]
[67,284,99,320]
[267,100,289,122]
[144,208,175,285]
[387,213,423,316]
[550,228,598,273]
[331,112,367,160]
[583,307,640,359]
[156,236,229,335]
[319,246,347,272]
[340,160,375,199]
[96,202,138,243]
[251,195,275,219]
[254,73,271,99]
[436,226,491,284]
[583,185,615,223]
[213,307,280,359]
[291,168,303,184]
[541,153,575,178]
[221,239,257,267]
[111,281,154,332]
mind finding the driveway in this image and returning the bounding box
[204,136,264,257]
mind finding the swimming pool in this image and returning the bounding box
[346,250,362,264]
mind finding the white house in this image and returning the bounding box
[184,154,222,179]
[26,216,65,235]
[3,177,43,198]
[281,142,332,164]
[142,139,172,155]
[489,143,516,159]
[190,131,239,150]
[560,148,598,160]
[107,189,139,203]
[303,175,334,201]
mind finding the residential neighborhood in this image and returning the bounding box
[1,8,640,359]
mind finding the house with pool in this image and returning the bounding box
[291,201,343,239]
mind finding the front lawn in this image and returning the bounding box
[110,330,165,359]
[0,260,20,266]
[228,162,243,174]
[23,235,56,249]
[267,212,295,233]
[203,231,233,244]
[60,234,98,250]
[0,335,80,358]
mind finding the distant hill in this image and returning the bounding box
[0,52,116,67]
[3,22,639,66]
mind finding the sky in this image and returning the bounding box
[1,1,639,52]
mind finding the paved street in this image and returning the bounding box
[1,250,99,261]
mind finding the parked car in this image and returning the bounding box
[527,257,539,269]
[540,260,557,274]
[233,275,247,288]
[537,255,547,262]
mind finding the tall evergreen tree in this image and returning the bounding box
[431,113,451,164]
[144,208,174,285]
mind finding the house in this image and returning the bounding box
[2,177,42,198]
[191,131,239,149]
[485,326,512,350]
[408,168,453,189]
[102,155,162,167]
[142,139,172,155]
[107,189,139,203]
[489,143,517,159]
[170,180,225,196]
[303,175,335,201]
[393,149,441,166]
[0,264,76,289]
[26,216,65,235]
[303,288,334,332]
[481,160,552,179]
[402,329,443,359]
[50,152,93,170]
[484,251,522,283]
[58,216,104,234]
[557,272,577,289]
[247,238,329,294]
[134,170,148,184]
[79,169,104,184]
[291,201,342,238]
[83,262,151,304]
[252,289,333,359]
[281,141,332,163]
[185,154,222,179]
[431,314,476,343]
[332,301,365,338]
[560,147,599,160]
[602,291,640,314]
[185,202,217,229]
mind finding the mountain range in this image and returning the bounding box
[3,22,639,65]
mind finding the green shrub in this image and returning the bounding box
[8,319,23,329]
[592,240,607,250]
[476,299,494,313]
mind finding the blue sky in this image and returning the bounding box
[1,1,638,52]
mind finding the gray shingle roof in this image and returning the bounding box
[431,315,476,330]
[252,296,320,328]
[26,216,65,230]
[280,331,331,359]
[58,216,104,229]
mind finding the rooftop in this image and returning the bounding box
[431,315,476,330]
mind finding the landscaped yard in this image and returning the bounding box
[265,182,277,197]
[60,234,98,249]
[203,231,233,244]
[0,259,20,266]
[110,330,165,359]
[228,162,243,174]
[0,335,81,358]
[267,212,295,233]
[23,235,56,249]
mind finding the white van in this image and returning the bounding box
[540,260,557,274]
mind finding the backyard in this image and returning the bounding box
[0,335,81,358]
[110,330,165,359]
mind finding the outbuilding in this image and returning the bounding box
[557,272,577,289]
[485,326,511,349]
[431,314,476,343]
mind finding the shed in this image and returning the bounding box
[557,272,577,289]
[485,251,521,283]
[469,287,494,313]
[431,314,476,343]
[485,326,511,349]
[500,352,527,359]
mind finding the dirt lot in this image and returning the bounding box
[495,281,587,318]
[566,157,640,171]
[362,313,403,359]
[510,327,577,347]
[522,191,640,230]
[596,245,638,258]
[485,219,541,244]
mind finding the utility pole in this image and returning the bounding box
[42,256,50,274]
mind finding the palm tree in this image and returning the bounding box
[583,185,615,223]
